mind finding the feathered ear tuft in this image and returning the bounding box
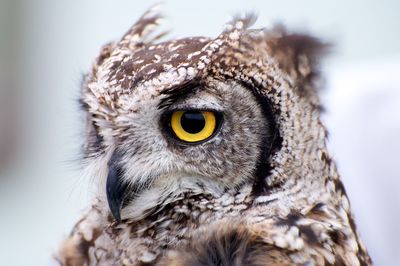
[90,4,167,69]
[117,3,166,49]
[266,25,331,99]
[225,13,258,32]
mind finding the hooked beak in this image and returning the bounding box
[106,155,129,223]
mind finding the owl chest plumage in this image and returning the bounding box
[62,181,367,266]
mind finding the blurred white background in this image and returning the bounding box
[0,0,399,265]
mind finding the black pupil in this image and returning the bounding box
[180,111,206,134]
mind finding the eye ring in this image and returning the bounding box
[167,110,221,143]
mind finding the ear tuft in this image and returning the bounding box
[266,25,331,98]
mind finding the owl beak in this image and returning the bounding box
[106,160,128,223]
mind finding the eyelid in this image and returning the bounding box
[165,105,224,113]
[165,108,224,119]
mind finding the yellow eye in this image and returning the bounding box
[170,110,218,143]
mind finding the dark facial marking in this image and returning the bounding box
[235,81,283,196]
[158,78,201,110]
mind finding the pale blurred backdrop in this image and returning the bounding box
[0,0,399,265]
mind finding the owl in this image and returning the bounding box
[56,5,372,266]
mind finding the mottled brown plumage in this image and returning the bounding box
[56,5,371,266]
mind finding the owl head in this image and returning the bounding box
[80,6,329,222]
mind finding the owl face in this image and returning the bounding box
[82,9,327,223]
[100,77,272,221]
